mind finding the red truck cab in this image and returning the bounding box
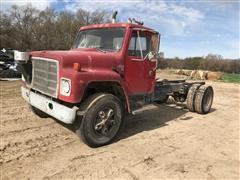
[30,23,159,109]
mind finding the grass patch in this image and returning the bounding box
[223,73,240,84]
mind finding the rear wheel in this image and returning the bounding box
[30,106,49,118]
[194,85,214,114]
[76,93,123,147]
[186,84,200,112]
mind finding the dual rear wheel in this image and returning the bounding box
[186,85,214,114]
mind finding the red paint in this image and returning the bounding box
[30,23,159,112]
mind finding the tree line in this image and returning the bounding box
[0,4,110,51]
[158,55,240,74]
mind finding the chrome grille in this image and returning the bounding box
[31,57,59,98]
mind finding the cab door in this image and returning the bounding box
[124,30,157,96]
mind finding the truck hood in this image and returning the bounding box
[30,48,122,71]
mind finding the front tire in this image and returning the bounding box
[76,93,123,147]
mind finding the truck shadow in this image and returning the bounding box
[115,103,212,142]
[52,103,216,143]
[52,103,189,139]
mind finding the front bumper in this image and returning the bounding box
[21,86,78,124]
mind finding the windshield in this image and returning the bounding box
[72,28,125,52]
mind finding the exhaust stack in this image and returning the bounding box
[112,11,118,23]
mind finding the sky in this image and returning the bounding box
[1,0,240,59]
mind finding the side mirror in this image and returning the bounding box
[147,51,160,62]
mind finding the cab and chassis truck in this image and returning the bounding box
[15,17,214,147]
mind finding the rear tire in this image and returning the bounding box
[186,84,200,112]
[30,106,49,118]
[194,85,214,114]
[76,93,123,147]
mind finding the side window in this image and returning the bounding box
[150,33,159,52]
[128,37,136,51]
[136,37,147,51]
[128,31,150,58]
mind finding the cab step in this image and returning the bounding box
[131,104,158,115]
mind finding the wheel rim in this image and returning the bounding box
[202,87,213,112]
[93,107,119,137]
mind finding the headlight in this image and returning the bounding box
[60,78,71,96]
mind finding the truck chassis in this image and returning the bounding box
[15,17,214,147]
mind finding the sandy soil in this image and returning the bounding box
[1,70,240,179]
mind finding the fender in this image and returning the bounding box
[59,68,131,113]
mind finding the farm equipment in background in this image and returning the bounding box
[15,11,214,147]
[0,48,21,79]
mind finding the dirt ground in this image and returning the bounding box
[1,70,240,179]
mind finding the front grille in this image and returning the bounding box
[31,57,59,98]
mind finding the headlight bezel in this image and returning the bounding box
[60,78,71,96]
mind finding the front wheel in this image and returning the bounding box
[76,93,123,147]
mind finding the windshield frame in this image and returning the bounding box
[72,27,126,52]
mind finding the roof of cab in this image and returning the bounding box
[80,23,157,32]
